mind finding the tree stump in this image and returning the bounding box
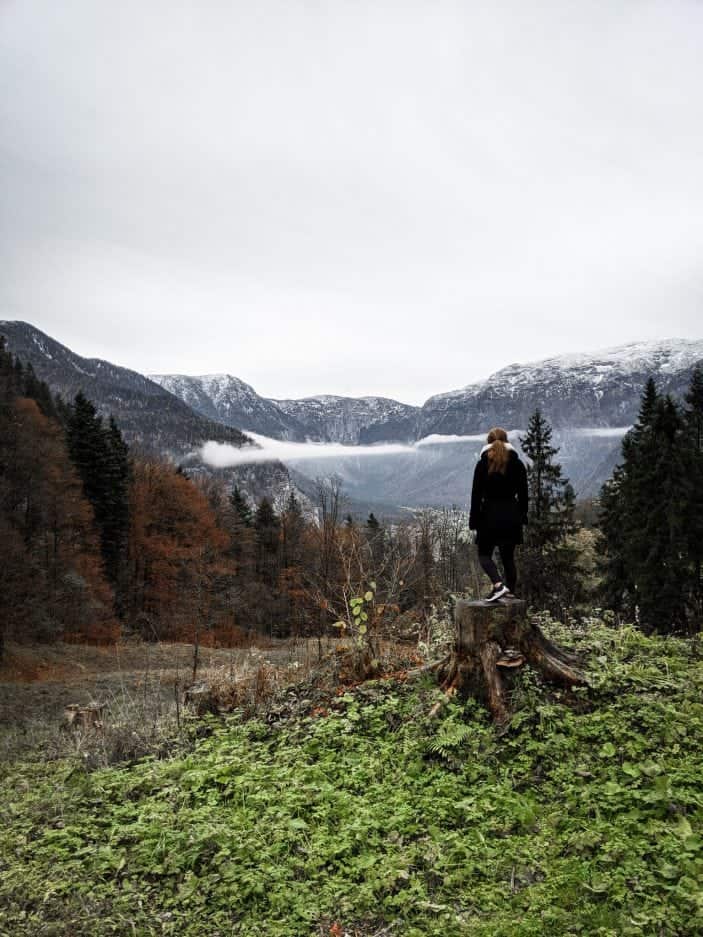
[62,702,106,732]
[432,598,586,725]
[183,682,220,716]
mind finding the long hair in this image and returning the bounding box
[486,426,510,474]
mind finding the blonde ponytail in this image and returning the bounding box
[486,426,509,474]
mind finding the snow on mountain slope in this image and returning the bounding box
[149,373,305,439]
[418,338,703,436]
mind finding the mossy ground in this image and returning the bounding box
[1,620,703,936]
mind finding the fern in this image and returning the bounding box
[428,719,473,760]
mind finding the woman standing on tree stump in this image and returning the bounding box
[469,427,528,602]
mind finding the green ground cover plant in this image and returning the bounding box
[1,618,703,936]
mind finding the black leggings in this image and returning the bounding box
[478,541,517,593]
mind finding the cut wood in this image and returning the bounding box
[183,681,220,716]
[429,597,587,725]
[62,702,106,731]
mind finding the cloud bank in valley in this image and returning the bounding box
[201,432,490,468]
[200,427,632,468]
[572,427,632,438]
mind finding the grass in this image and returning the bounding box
[0,636,344,763]
[1,618,703,936]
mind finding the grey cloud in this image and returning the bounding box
[1,1,702,404]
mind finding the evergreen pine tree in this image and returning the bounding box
[65,392,130,606]
[230,484,253,527]
[254,497,280,578]
[599,379,695,632]
[630,395,690,630]
[54,394,73,428]
[365,511,385,581]
[285,490,302,515]
[683,366,703,622]
[102,416,131,613]
[12,357,24,392]
[281,491,305,569]
[598,461,633,613]
[22,362,57,419]
[599,381,661,623]
[519,409,578,610]
[0,336,16,402]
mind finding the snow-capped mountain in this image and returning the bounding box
[417,339,703,436]
[148,376,421,445]
[4,319,702,508]
[150,373,308,440]
[153,339,703,446]
[149,337,703,503]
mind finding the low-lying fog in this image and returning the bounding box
[199,427,631,508]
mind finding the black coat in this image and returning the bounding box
[469,447,528,546]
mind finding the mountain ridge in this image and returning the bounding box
[0,320,252,457]
[3,319,703,507]
[151,336,703,444]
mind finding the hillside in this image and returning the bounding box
[0,321,252,457]
[1,618,702,936]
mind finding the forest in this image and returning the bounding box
[2,333,703,936]
[3,331,702,657]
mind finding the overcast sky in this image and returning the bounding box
[2,1,702,404]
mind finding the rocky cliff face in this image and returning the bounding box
[148,375,421,445]
[272,395,420,444]
[150,373,307,440]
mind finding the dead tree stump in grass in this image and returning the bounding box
[432,598,587,725]
[62,702,106,731]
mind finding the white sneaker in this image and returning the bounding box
[485,584,509,603]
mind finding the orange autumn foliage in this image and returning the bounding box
[127,459,233,641]
[0,397,118,645]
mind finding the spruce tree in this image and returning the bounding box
[684,366,703,621]
[22,362,57,419]
[598,461,633,613]
[281,491,305,569]
[102,416,131,613]
[599,380,695,632]
[230,484,253,527]
[0,336,16,402]
[65,392,130,606]
[629,395,690,630]
[254,497,280,577]
[599,383,659,624]
[519,409,578,610]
